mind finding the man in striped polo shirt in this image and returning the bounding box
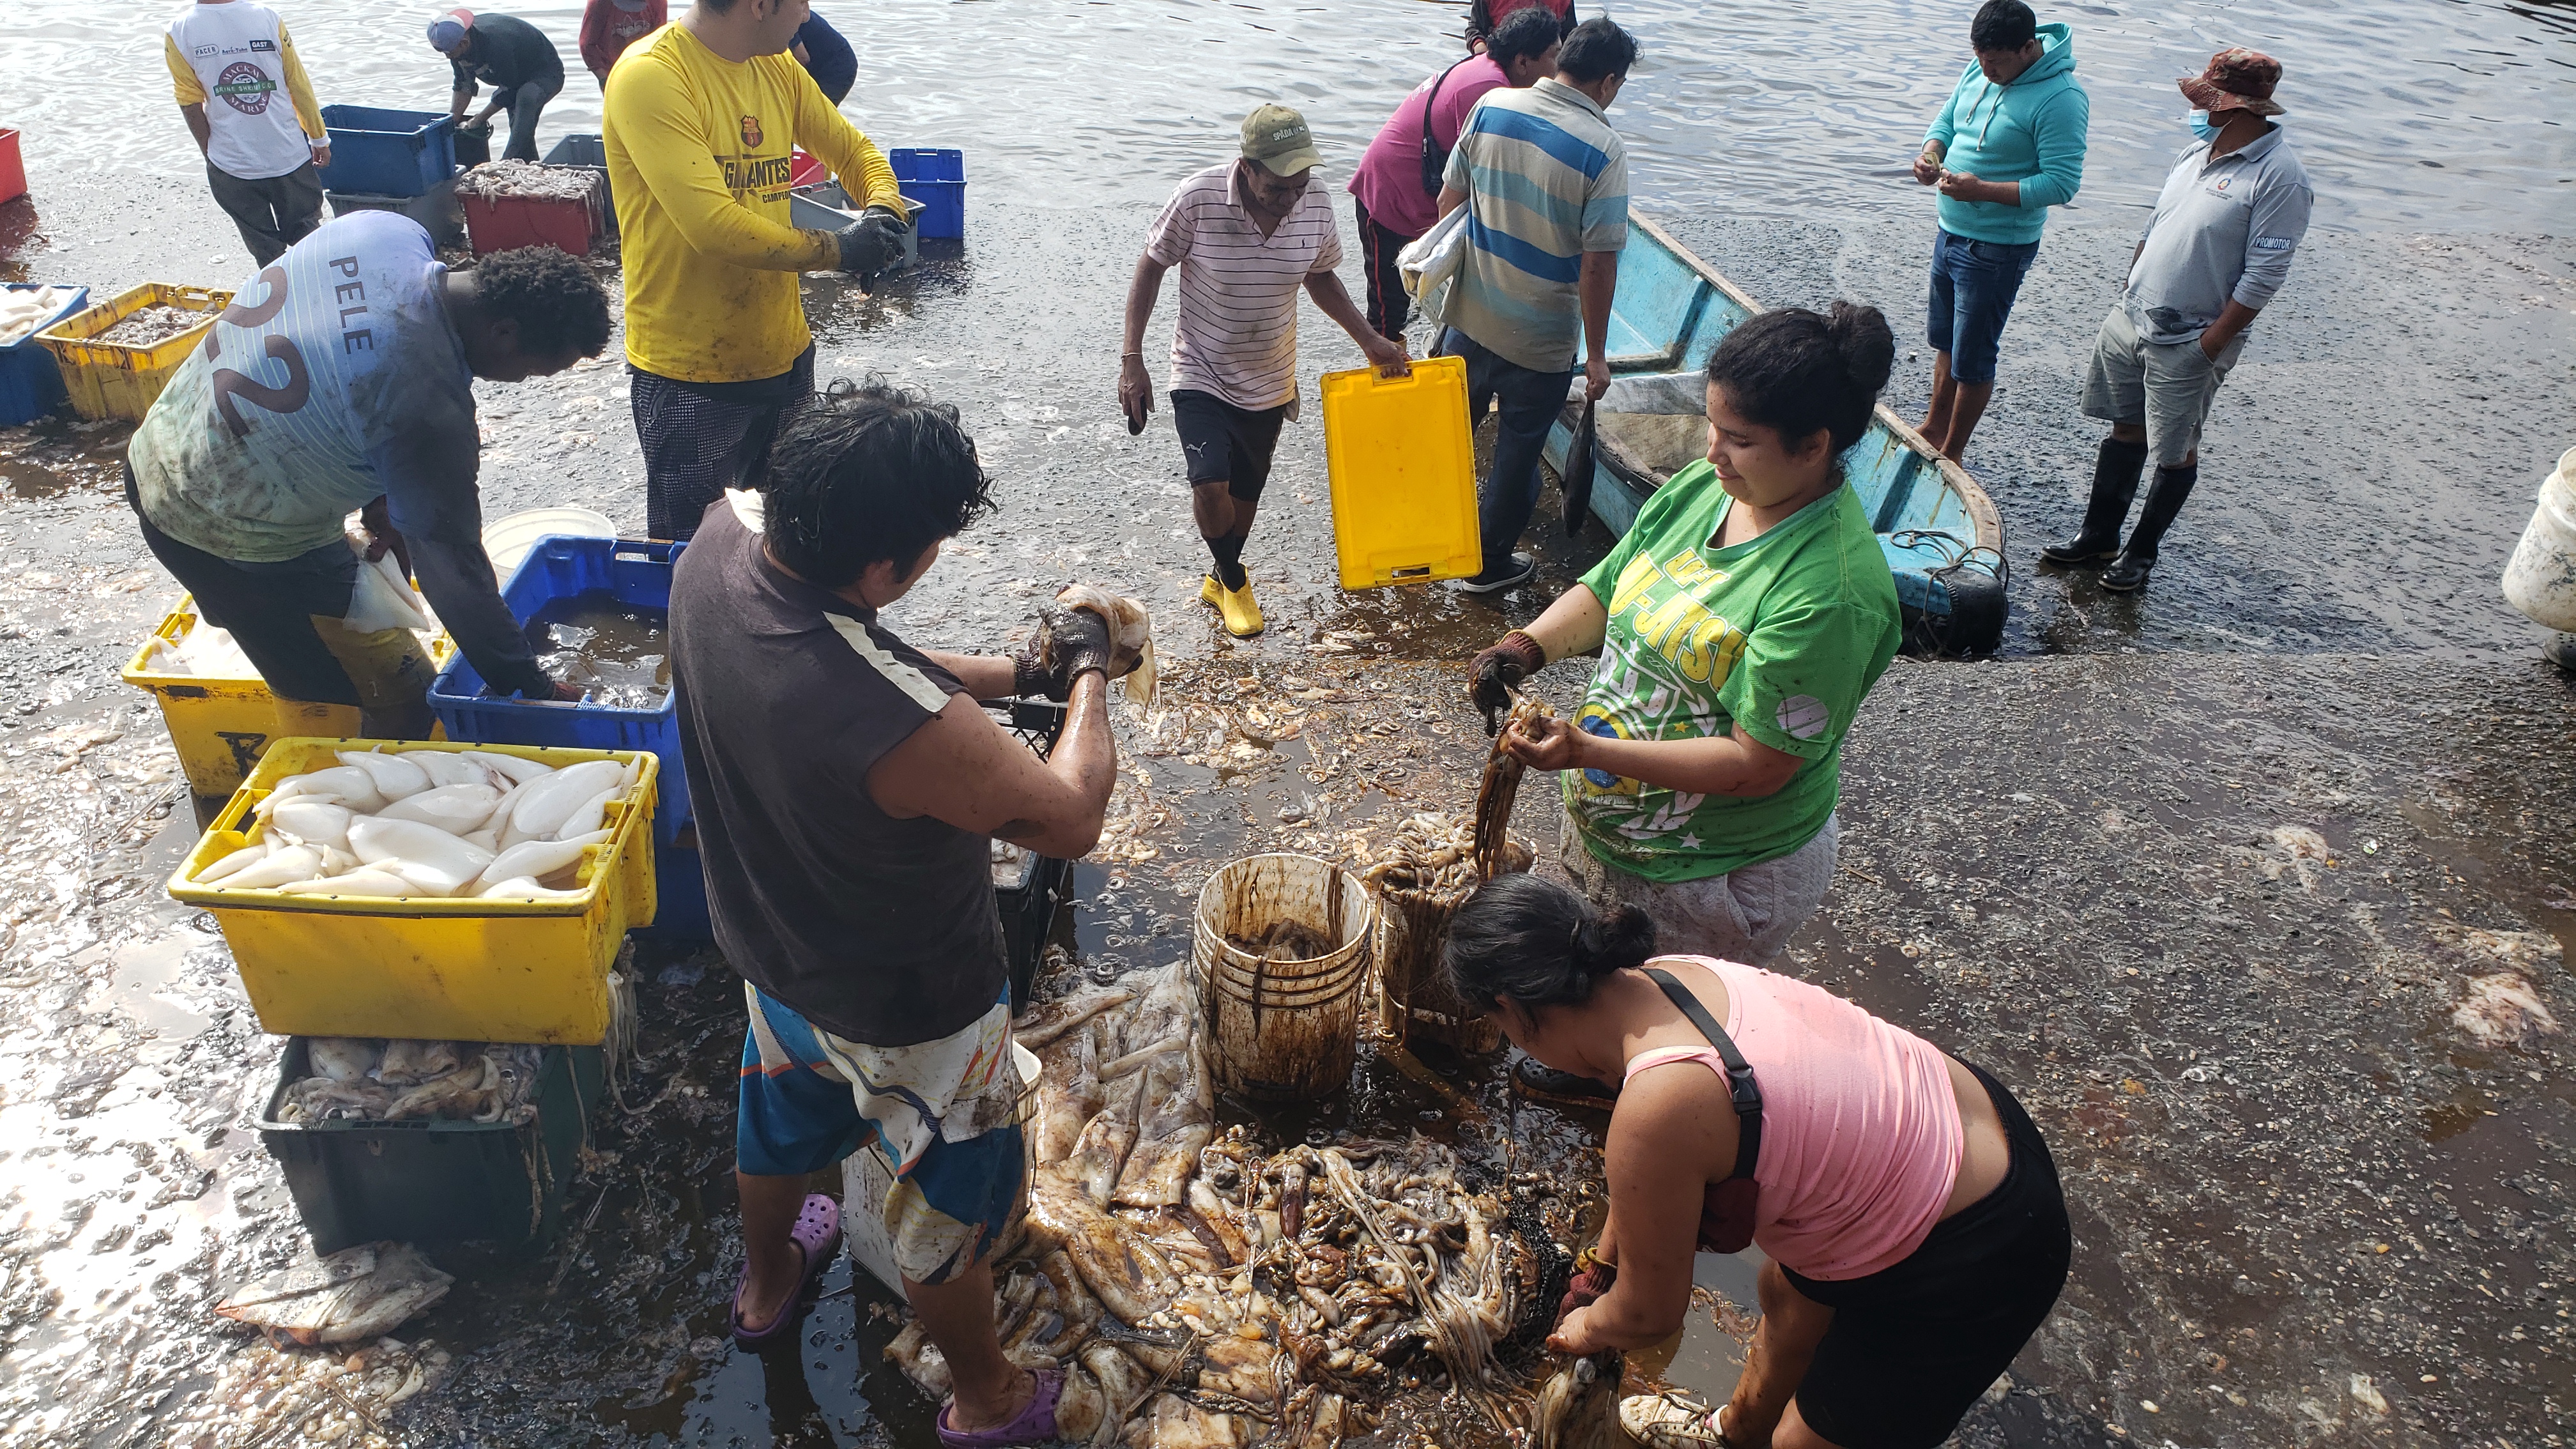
[1119,105,1409,638]
[1438,16,1636,594]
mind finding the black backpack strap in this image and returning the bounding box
[1643,967,1763,1182]
[1422,56,1470,150]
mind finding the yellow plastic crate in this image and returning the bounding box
[168,739,660,1045]
[121,598,452,799]
[37,282,231,422]
[1319,355,1483,590]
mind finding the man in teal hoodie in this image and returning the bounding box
[1910,0,2088,464]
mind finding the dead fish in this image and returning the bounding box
[1054,583,1158,710]
[214,1241,454,1346]
[1077,1341,1156,1447]
[1532,1351,1626,1449]
[386,1056,502,1122]
[306,1038,381,1083]
[1057,1073,1144,1206]
[374,1039,466,1087]
[1035,1023,1102,1167]
[1013,985,1139,1050]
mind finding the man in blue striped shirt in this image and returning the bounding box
[1436,15,1635,594]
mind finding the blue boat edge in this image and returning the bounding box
[1540,212,2009,658]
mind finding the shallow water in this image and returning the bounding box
[1,0,2572,1446]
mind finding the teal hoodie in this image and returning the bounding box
[1922,22,2090,245]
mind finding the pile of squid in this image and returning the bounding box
[884,965,1556,1446]
[1358,692,1547,903]
[187,747,641,900]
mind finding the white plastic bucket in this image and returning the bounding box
[482,507,618,579]
[841,1039,1041,1295]
[2504,447,2576,632]
[1192,853,1375,1102]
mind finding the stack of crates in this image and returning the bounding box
[317,106,463,244]
[171,737,654,1255]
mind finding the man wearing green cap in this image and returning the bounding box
[1117,103,1409,638]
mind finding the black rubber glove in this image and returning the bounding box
[834,205,909,282]
[1469,631,1546,736]
[1554,1261,1616,1330]
[1013,602,1115,701]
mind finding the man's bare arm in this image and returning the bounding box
[866,673,1117,859]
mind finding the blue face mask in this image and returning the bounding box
[2188,109,2224,144]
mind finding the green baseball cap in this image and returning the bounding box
[1240,103,1323,176]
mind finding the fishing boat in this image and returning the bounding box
[1542,216,2007,656]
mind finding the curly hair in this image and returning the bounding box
[465,246,612,359]
[764,378,998,588]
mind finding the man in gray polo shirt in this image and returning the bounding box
[2043,47,2313,592]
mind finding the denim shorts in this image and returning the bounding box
[1926,230,2041,385]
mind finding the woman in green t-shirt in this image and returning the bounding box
[1469,302,1904,1076]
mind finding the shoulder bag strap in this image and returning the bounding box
[1643,966,1764,1182]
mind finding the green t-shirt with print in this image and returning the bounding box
[1562,458,1902,884]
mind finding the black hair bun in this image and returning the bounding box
[1577,903,1658,978]
[1826,300,1896,397]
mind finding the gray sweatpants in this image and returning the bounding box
[1558,812,1841,965]
[207,161,325,267]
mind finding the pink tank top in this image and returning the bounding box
[1621,955,1963,1281]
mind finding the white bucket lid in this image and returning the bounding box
[482,507,618,578]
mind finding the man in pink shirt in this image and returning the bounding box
[1346,6,1563,341]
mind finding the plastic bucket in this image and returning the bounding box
[2503,446,2576,632]
[1193,853,1374,1101]
[843,1041,1041,1294]
[484,508,617,574]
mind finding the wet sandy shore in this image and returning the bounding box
[1,112,2571,1449]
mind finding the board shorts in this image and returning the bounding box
[125,465,436,713]
[1779,1062,2072,1449]
[631,344,816,541]
[1170,388,1287,502]
[2078,303,2247,467]
[735,981,1026,1286]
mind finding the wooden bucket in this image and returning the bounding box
[1373,884,1505,1054]
[1193,854,1375,1101]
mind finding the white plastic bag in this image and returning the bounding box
[1397,206,1470,330]
[343,535,436,635]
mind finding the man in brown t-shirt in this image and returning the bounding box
[671,379,1136,1442]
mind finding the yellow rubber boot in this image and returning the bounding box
[1200,574,1224,608]
[1215,572,1263,638]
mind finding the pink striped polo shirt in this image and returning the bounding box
[1623,954,1965,1281]
[1145,160,1343,413]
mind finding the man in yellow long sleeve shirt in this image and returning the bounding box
[603,0,908,539]
[165,0,334,265]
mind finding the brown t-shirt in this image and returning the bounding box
[670,494,1006,1046]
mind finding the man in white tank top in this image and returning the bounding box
[164,0,333,264]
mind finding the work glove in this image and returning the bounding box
[1469,631,1546,737]
[835,204,910,283]
[1554,1259,1616,1331]
[1013,601,1116,702]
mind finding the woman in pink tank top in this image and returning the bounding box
[1445,875,2070,1449]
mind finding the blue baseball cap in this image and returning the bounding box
[427,8,475,53]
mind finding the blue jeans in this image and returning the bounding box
[1925,230,2039,385]
[1442,327,1574,572]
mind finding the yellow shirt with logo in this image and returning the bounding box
[603,23,900,383]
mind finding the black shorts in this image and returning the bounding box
[632,345,816,541]
[124,466,436,712]
[1781,1063,2072,1449]
[1170,388,1286,502]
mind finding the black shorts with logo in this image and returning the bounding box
[1170,388,1286,502]
[1781,1062,2073,1449]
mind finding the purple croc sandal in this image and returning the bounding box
[936,1366,1064,1448]
[731,1193,842,1351]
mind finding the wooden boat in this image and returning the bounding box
[1542,216,2007,656]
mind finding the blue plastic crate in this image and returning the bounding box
[638,838,710,941]
[427,535,691,843]
[0,284,87,426]
[316,106,456,199]
[887,148,965,238]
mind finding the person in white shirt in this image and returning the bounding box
[165,0,333,264]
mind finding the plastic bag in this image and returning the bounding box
[1397,206,1470,330]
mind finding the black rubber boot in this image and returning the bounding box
[2101,463,2198,592]
[2039,437,2150,567]
[1512,1056,1620,1108]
